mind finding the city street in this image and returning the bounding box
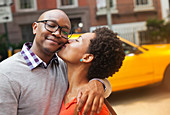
[108,84,170,115]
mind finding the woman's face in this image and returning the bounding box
[58,33,95,64]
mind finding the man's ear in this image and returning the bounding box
[81,54,94,63]
[32,22,38,35]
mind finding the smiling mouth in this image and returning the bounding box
[46,36,62,45]
[50,39,61,45]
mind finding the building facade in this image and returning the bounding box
[160,0,170,22]
[90,0,163,45]
[0,0,91,44]
[0,0,169,45]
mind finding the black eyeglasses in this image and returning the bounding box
[36,20,72,39]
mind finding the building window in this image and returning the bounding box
[57,0,78,9]
[134,0,154,12]
[70,18,83,34]
[61,0,73,6]
[15,0,37,12]
[20,24,34,42]
[110,0,114,7]
[136,0,148,5]
[96,0,118,16]
[169,0,170,16]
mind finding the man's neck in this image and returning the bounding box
[30,45,54,64]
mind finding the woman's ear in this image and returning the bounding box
[32,22,38,35]
[81,54,94,63]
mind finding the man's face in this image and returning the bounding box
[58,33,95,64]
[33,10,71,54]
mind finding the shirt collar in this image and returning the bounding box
[21,42,59,70]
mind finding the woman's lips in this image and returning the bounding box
[61,44,66,49]
[60,43,69,50]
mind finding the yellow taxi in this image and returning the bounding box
[70,34,170,92]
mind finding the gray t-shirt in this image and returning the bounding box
[0,53,68,115]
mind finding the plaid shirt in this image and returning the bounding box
[21,42,58,70]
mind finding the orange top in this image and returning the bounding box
[59,98,109,115]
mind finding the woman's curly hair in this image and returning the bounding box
[86,27,125,80]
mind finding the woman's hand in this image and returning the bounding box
[77,80,104,115]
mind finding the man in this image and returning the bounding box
[0,9,111,115]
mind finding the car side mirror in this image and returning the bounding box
[134,48,142,55]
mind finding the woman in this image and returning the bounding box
[58,27,125,115]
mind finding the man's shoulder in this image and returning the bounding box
[0,52,22,63]
[0,52,27,72]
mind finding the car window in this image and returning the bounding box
[122,42,138,55]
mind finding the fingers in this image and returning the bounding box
[97,97,104,114]
[77,91,82,104]
[89,96,100,115]
[82,94,95,115]
[80,95,104,115]
[76,80,105,114]
[77,92,88,112]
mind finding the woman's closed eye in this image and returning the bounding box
[75,39,79,42]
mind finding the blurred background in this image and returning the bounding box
[0,0,170,61]
[0,0,170,114]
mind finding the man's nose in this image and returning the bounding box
[68,39,75,43]
[52,29,61,37]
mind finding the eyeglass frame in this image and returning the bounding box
[36,20,72,39]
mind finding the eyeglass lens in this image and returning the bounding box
[45,20,70,38]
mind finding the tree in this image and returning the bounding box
[162,22,170,43]
[146,18,170,44]
[0,34,8,61]
[0,33,25,61]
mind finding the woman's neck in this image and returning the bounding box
[64,63,89,104]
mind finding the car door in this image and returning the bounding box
[108,42,154,92]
